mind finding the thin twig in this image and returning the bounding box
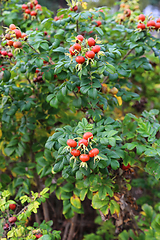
[62,222,70,240]
[76,20,79,33]
[17,205,29,216]
[27,42,40,54]
[26,75,31,84]
[98,209,106,221]
[119,48,134,64]
[67,213,78,240]
[42,200,50,222]
[9,93,14,101]
[73,91,78,99]
[102,76,109,84]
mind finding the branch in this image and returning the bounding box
[98,209,106,221]
[62,222,70,240]
[27,42,40,54]
[9,93,14,101]
[67,213,78,240]
[76,20,79,33]
[102,76,109,84]
[73,90,78,99]
[26,75,31,84]
[119,48,134,64]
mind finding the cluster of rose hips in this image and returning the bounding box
[54,14,64,21]
[3,204,17,232]
[33,69,44,83]
[3,24,27,50]
[116,6,132,23]
[3,203,43,239]
[0,64,5,71]
[69,35,101,65]
[0,45,13,58]
[70,5,78,12]
[137,14,160,30]
[88,9,103,27]
[67,132,100,168]
[21,0,42,19]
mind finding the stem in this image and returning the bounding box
[27,42,40,54]
[67,213,78,240]
[17,204,29,216]
[73,90,78,99]
[102,76,109,84]
[26,74,31,84]
[35,213,41,225]
[9,93,14,101]
[119,48,134,64]
[98,209,106,221]
[41,201,50,222]
[62,222,70,240]
[76,20,79,33]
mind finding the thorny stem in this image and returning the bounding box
[27,42,40,54]
[98,209,106,221]
[76,20,79,33]
[9,93,14,101]
[102,76,109,84]
[73,90,78,99]
[119,48,134,64]
[62,222,70,240]
[26,74,31,84]
[17,204,29,216]
[67,213,78,240]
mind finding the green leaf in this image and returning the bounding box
[53,47,66,53]
[142,204,154,218]
[76,170,83,180]
[98,186,108,200]
[80,188,88,201]
[70,195,81,209]
[44,71,52,80]
[88,88,97,99]
[63,201,71,215]
[95,27,104,36]
[35,58,43,68]
[4,147,15,156]
[64,207,74,219]
[61,183,74,192]
[122,142,137,150]
[40,235,51,240]
[92,193,109,209]
[110,199,120,215]
[45,178,52,187]
[40,42,49,50]
[50,97,58,108]
[46,94,55,102]
[3,70,11,82]
[105,64,116,74]
[119,230,129,240]
[107,130,118,137]
[40,188,49,195]
[111,160,120,170]
[61,191,72,200]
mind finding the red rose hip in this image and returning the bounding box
[67,139,77,148]
[9,216,17,223]
[9,204,16,210]
[83,132,93,140]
